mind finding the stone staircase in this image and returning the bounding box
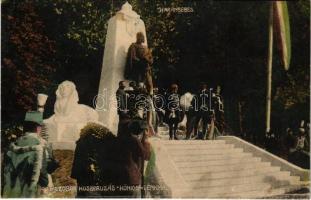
[150,126,309,198]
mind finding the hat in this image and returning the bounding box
[24,111,43,125]
[128,119,148,135]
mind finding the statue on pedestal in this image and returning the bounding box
[125,32,145,81]
[97,1,148,133]
[125,32,153,94]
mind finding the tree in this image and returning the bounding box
[2,0,56,124]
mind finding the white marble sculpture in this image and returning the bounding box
[44,80,99,149]
[96,2,147,134]
[37,93,48,113]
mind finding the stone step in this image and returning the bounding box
[185,182,301,198]
[158,126,169,130]
[164,143,235,150]
[175,153,261,167]
[186,171,300,188]
[149,137,307,198]
[175,156,262,167]
[183,166,281,181]
[222,184,303,198]
[158,128,169,132]
[158,130,168,134]
[161,140,226,145]
[185,174,301,198]
[179,161,271,174]
[170,148,245,158]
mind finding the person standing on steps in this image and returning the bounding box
[114,118,151,197]
[192,83,213,140]
[116,80,129,136]
[164,84,182,140]
[185,99,196,140]
[212,86,224,135]
[153,87,165,132]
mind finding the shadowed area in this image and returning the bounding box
[51,150,76,198]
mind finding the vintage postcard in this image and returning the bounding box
[1,0,310,198]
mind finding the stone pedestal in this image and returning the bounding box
[96,2,147,134]
[44,104,98,150]
[44,120,86,150]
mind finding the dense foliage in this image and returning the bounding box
[2,0,310,147]
[2,0,56,124]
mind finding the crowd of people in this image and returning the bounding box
[264,120,310,169]
[1,82,226,198]
[120,31,225,140]
[71,120,151,197]
[116,80,225,141]
[2,29,309,198]
[1,31,227,198]
[1,110,152,198]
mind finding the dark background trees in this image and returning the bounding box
[2,0,56,125]
[2,0,310,148]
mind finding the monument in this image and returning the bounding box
[96,2,148,134]
[44,80,99,149]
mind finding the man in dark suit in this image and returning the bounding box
[165,84,182,140]
[192,83,213,140]
[116,81,129,136]
[115,118,151,197]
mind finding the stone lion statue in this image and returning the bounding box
[54,80,79,117]
[44,81,99,148]
[52,81,98,122]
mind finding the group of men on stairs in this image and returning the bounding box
[116,80,225,141]
[117,32,225,141]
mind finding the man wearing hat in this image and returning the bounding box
[2,111,50,197]
[192,82,214,140]
[164,84,182,140]
[114,117,151,197]
[128,118,151,198]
